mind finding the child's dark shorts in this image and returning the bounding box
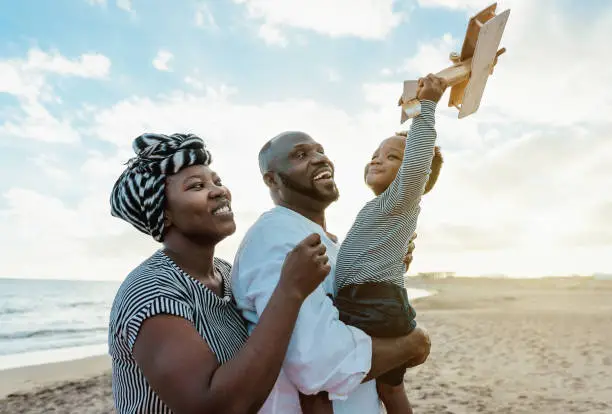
[332,281,417,387]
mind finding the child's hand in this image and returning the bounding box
[417,74,447,103]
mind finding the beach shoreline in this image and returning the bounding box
[2,277,611,413]
[0,355,110,399]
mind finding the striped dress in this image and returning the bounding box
[334,100,438,293]
[108,250,249,413]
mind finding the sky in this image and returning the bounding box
[0,0,611,281]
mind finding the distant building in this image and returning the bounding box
[416,272,455,279]
[480,273,509,279]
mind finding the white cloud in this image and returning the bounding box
[0,49,111,143]
[416,0,493,11]
[116,0,132,12]
[0,186,158,280]
[195,3,218,29]
[152,50,174,71]
[359,0,612,276]
[234,0,404,45]
[0,61,46,101]
[0,101,81,143]
[480,1,612,125]
[2,0,612,281]
[37,77,612,279]
[30,154,72,182]
[324,68,342,83]
[2,75,611,279]
[23,49,110,78]
[0,49,110,99]
[258,23,288,47]
[379,1,612,126]
[184,76,206,90]
[86,0,133,12]
[399,33,458,77]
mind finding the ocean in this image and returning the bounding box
[0,278,431,371]
[0,278,120,370]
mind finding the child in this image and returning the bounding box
[299,74,446,413]
[368,137,442,414]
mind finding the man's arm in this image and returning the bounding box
[233,226,431,398]
[234,234,371,398]
[365,328,431,382]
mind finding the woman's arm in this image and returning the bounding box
[133,288,300,414]
[133,233,330,414]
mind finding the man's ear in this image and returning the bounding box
[263,172,279,190]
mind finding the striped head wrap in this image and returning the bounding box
[110,132,212,242]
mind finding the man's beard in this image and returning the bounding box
[277,172,339,203]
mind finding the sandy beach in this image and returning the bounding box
[1,276,611,413]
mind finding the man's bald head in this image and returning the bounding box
[258,131,313,175]
[257,130,338,209]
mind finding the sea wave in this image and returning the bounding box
[0,306,31,316]
[60,300,105,308]
[0,279,434,371]
[0,327,107,341]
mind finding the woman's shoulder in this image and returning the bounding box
[120,250,177,285]
[110,251,187,320]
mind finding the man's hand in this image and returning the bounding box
[403,232,417,270]
[417,74,447,103]
[366,325,431,381]
[403,326,431,368]
[432,146,443,165]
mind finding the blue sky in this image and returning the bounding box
[1,0,611,280]
[1,0,466,110]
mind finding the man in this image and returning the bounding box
[232,76,443,413]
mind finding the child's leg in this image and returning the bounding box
[376,381,413,414]
[299,391,333,414]
[334,282,418,414]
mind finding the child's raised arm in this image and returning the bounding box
[393,134,443,196]
[377,74,447,214]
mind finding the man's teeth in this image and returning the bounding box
[314,171,332,181]
[213,205,231,215]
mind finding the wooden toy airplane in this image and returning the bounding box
[398,3,510,122]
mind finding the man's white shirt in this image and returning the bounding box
[231,206,380,413]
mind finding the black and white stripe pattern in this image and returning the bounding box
[110,133,212,242]
[335,100,438,291]
[108,251,249,414]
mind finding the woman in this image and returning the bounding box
[108,132,331,414]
